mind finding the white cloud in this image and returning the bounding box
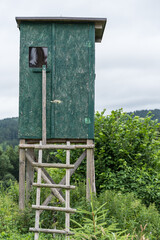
[0,0,160,119]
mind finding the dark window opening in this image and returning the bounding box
[29,47,48,68]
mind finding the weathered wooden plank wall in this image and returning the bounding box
[19,22,95,140]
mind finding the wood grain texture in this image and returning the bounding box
[26,149,34,202]
[86,140,96,200]
[29,228,74,235]
[18,22,95,139]
[32,183,75,189]
[31,162,74,169]
[34,142,42,240]
[32,205,76,213]
[19,22,52,139]
[65,141,70,239]
[19,143,94,149]
[42,66,46,145]
[19,139,26,210]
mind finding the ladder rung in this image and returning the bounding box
[29,227,74,235]
[33,183,76,189]
[32,162,74,169]
[32,205,76,213]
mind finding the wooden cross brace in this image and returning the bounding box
[25,149,87,211]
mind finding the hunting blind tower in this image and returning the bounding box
[16,17,106,239]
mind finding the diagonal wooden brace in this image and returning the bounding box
[25,150,65,204]
[39,150,86,213]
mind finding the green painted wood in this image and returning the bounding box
[19,22,52,139]
[18,22,95,139]
[88,24,95,139]
[51,23,95,139]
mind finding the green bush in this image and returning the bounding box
[0,183,19,235]
[0,144,19,187]
[94,109,160,211]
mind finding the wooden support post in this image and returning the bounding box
[65,141,70,240]
[26,149,34,202]
[19,139,26,210]
[86,140,96,200]
[42,65,46,145]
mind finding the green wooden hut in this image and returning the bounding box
[16,17,106,140]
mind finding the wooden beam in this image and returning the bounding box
[32,205,76,213]
[19,139,26,210]
[29,228,74,235]
[19,144,94,150]
[26,139,87,144]
[31,162,74,169]
[33,183,75,189]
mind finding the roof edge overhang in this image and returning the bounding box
[15,16,107,42]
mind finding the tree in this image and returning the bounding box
[94,109,160,210]
[0,145,19,186]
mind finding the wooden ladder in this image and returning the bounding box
[30,141,76,239]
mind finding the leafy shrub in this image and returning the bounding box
[0,144,19,187]
[0,183,19,235]
[94,109,160,211]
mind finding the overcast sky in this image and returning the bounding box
[0,0,160,119]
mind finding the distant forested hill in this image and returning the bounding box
[0,117,18,146]
[128,109,160,122]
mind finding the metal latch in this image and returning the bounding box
[50,100,62,104]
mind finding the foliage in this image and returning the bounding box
[1,182,160,239]
[94,109,160,210]
[128,109,160,123]
[0,183,20,238]
[98,190,160,239]
[70,185,160,239]
[0,117,18,146]
[71,191,132,240]
[0,144,19,186]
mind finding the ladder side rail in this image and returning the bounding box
[66,141,71,240]
[34,142,42,240]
